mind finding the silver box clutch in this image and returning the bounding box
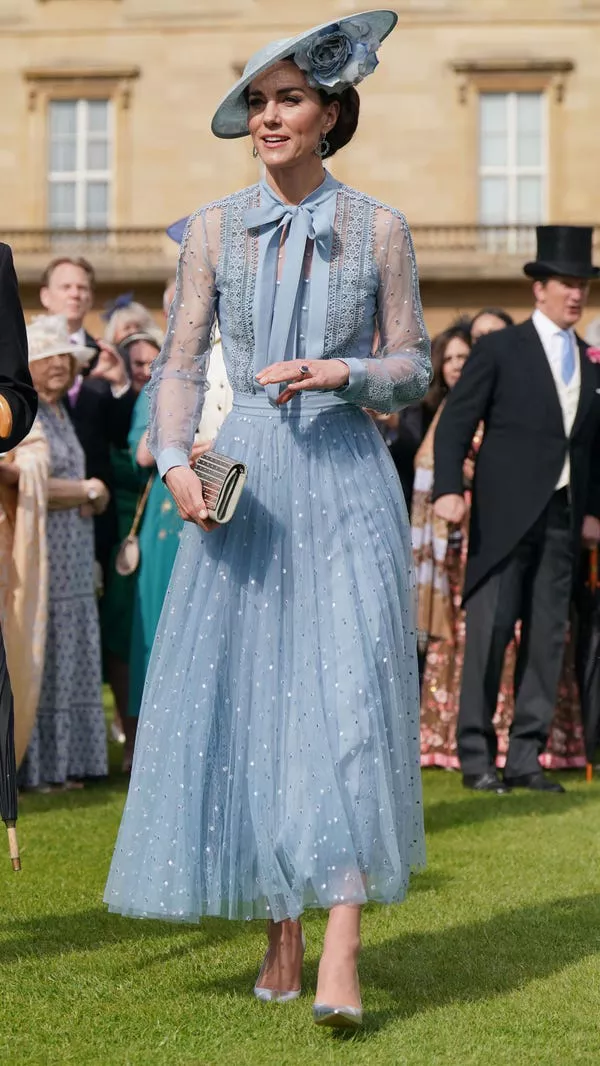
[193,450,247,524]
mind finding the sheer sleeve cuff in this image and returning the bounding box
[157,446,190,480]
[335,358,368,403]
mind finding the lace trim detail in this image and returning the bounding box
[324,185,376,362]
[217,185,260,394]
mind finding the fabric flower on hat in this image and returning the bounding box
[294,20,379,95]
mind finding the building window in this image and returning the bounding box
[478,91,546,227]
[47,99,112,229]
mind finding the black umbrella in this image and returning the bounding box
[0,628,20,870]
[575,547,600,781]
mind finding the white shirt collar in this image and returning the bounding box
[532,308,573,343]
[69,325,87,345]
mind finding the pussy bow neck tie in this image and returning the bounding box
[245,173,337,404]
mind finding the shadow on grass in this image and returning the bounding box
[0,907,247,964]
[198,892,600,1035]
[425,785,600,835]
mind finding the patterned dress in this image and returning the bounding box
[20,402,107,788]
[105,173,431,922]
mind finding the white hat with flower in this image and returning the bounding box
[26,314,96,366]
[211,10,397,139]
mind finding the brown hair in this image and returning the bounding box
[317,86,360,158]
[40,256,96,290]
[423,324,472,414]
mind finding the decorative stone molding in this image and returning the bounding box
[24,66,140,113]
[451,58,575,105]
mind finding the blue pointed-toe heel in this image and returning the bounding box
[312,1004,363,1030]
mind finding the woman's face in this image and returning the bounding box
[442,337,470,390]
[128,340,157,393]
[471,313,507,341]
[247,61,339,171]
[30,353,76,400]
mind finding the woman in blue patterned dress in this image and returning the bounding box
[105,11,431,1029]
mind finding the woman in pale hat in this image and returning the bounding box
[105,11,431,1027]
[17,315,108,791]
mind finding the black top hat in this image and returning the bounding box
[524,225,600,280]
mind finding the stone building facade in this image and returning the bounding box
[1,0,599,334]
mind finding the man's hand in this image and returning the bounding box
[165,465,218,532]
[582,514,600,548]
[433,493,466,524]
[89,342,129,389]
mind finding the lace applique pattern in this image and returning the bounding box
[217,186,260,394]
[324,185,377,363]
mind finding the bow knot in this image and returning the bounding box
[244,174,338,404]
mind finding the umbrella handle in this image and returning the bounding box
[6,824,21,871]
[586,763,594,784]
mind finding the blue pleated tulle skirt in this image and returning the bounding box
[104,393,425,922]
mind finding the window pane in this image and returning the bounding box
[517,176,543,223]
[87,100,109,133]
[479,94,508,167]
[48,182,76,227]
[517,94,543,167]
[50,138,77,173]
[49,101,77,137]
[480,176,509,224]
[86,182,109,226]
[87,139,109,171]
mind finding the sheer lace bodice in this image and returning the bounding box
[148,178,431,474]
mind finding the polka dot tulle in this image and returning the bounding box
[104,398,425,922]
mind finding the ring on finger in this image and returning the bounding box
[299,364,311,377]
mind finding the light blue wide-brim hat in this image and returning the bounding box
[211,9,398,140]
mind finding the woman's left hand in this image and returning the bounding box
[256,359,349,405]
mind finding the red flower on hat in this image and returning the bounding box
[587,347,600,363]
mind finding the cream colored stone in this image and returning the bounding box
[1,0,598,329]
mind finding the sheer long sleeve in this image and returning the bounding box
[337,208,431,413]
[147,208,219,478]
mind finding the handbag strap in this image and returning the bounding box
[128,473,155,539]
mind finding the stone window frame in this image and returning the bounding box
[23,65,140,228]
[450,59,575,225]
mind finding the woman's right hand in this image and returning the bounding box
[164,465,218,532]
[84,478,111,516]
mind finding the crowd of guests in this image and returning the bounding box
[0,254,232,790]
[3,232,599,796]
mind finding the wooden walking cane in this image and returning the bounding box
[586,544,598,783]
[6,823,20,872]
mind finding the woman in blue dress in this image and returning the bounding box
[105,10,431,1029]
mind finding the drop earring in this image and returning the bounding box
[253,146,258,158]
[314,133,330,159]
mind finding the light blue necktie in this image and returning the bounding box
[245,173,337,405]
[559,329,575,385]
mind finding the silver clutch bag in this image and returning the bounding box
[193,450,247,524]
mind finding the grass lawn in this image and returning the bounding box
[1,721,600,1066]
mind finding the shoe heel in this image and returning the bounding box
[253,930,306,1003]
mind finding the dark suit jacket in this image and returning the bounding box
[433,318,600,601]
[66,369,136,572]
[388,402,434,509]
[0,244,37,448]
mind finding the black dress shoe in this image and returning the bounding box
[503,772,565,793]
[462,771,512,794]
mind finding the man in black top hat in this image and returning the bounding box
[433,226,600,794]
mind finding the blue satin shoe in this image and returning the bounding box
[253,931,306,1003]
[313,1004,363,1030]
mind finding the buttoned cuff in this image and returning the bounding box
[334,358,368,403]
[157,447,189,480]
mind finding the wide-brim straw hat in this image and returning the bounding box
[27,314,96,365]
[211,10,398,139]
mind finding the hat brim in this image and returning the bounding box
[211,10,398,140]
[118,331,163,353]
[29,343,96,366]
[523,260,600,280]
